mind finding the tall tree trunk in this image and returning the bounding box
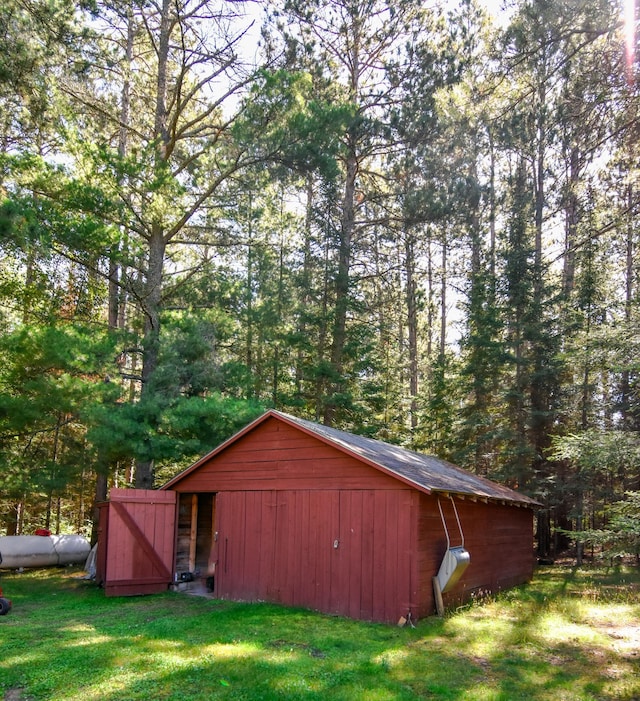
[439,231,447,359]
[246,231,254,397]
[426,229,434,377]
[108,2,134,330]
[296,174,314,402]
[45,415,63,531]
[324,9,361,427]
[316,216,331,423]
[6,243,37,534]
[531,79,554,557]
[324,144,357,426]
[93,2,134,543]
[273,227,285,407]
[134,0,171,488]
[488,127,497,283]
[405,230,418,430]
[621,181,634,433]
[562,146,580,296]
[135,228,166,488]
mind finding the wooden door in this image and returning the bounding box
[101,488,177,596]
[214,489,417,623]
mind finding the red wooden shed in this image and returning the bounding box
[96,410,538,623]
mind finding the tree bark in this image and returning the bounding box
[562,146,580,296]
[134,228,166,488]
[324,138,357,426]
[134,0,171,488]
[405,231,418,430]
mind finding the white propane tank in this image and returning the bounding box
[0,535,91,569]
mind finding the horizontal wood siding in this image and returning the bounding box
[415,494,534,616]
[172,418,402,493]
[214,488,418,623]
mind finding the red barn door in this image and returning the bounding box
[213,489,417,623]
[99,488,177,596]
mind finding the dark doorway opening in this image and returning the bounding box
[175,493,216,592]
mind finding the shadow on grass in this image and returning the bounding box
[0,566,638,701]
[431,565,640,701]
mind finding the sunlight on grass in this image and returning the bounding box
[62,623,100,633]
[582,601,640,625]
[271,674,317,694]
[1,566,639,701]
[1,651,44,668]
[134,640,263,670]
[372,647,409,669]
[536,611,602,645]
[67,669,140,701]
[61,625,114,646]
[443,604,518,654]
[61,642,264,701]
[200,641,262,660]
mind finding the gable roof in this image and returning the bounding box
[162,410,539,507]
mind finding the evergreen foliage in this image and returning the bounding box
[0,0,638,559]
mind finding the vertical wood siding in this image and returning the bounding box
[214,489,418,624]
[162,415,535,622]
[102,488,176,596]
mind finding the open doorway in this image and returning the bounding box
[175,493,216,592]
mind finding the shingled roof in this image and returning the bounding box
[163,410,539,507]
[270,411,539,507]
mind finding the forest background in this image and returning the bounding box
[0,0,638,561]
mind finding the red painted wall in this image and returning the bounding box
[167,415,535,621]
[414,494,535,616]
[213,489,418,623]
[172,418,403,493]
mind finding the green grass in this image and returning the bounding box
[0,565,638,700]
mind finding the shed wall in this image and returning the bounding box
[213,488,419,624]
[415,494,534,616]
[164,415,535,622]
[171,417,403,493]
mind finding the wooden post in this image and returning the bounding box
[433,576,444,617]
[208,495,217,575]
[189,494,198,573]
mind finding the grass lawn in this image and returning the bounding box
[0,565,638,701]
